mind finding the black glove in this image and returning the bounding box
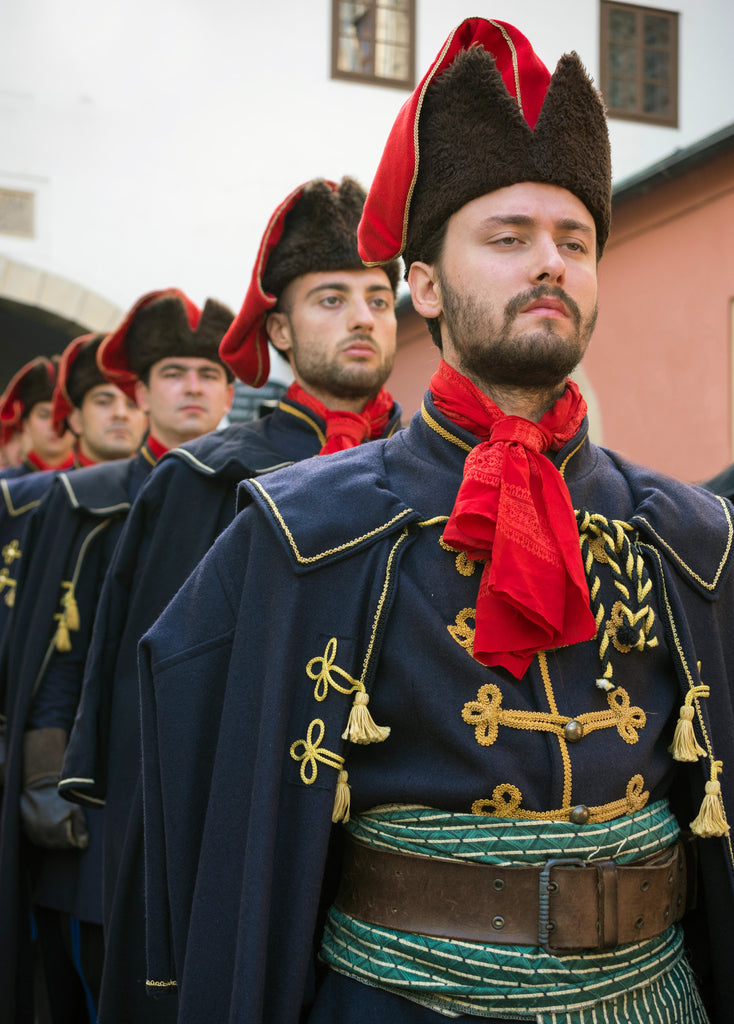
[20,728,89,850]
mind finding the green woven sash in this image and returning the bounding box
[319,802,709,1022]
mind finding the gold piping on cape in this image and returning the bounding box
[250,479,415,565]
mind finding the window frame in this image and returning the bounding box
[599,1,679,128]
[330,0,416,91]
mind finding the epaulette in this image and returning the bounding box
[239,442,421,573]
[56,459,135,515]
[1,470,56,517]
[165,420,294,481]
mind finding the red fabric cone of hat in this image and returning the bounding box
[51,333,106,435]
[0,356,57,445]
[359,16,610,267]
[219,182,314,389]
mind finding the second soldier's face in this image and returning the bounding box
[134,357,234,448]
[267,268,397,410]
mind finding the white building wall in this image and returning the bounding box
[1,0,732,332]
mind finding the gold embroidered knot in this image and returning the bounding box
[448,607,476,652]
[2,540,21,565]
[462,683,502,745]
[307,637,360,701]
[608,687,646,743]
[289,719,344,785]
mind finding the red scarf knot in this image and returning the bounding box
[287,382,394,455]
[489,416,552,452]
[431,360,596,678]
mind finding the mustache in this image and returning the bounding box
[505,285,582,326]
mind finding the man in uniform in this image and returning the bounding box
[139,18,734,1024]
[0,289,234,1023]
[0,356,74,479]
[58,176,401,1022]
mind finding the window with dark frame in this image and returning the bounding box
[600,2,679,127]
[331,0,415,91]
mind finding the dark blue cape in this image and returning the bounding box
[140,395,734,1024]
[0,449,153,1022]
[56,397,402,1022]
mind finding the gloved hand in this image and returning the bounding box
[20,728,89,850]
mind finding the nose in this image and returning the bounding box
[184,371,204,393]
[531,235,566,285]
[111,396,132,420]
[348,296,375,332]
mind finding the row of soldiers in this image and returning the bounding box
[0,177,401,1022]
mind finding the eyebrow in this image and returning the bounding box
[481,214,594,236]
[304,282,393,299]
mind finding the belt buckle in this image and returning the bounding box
[538,856,588,953]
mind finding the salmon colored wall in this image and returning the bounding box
[585,149,734,484]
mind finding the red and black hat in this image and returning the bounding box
[97,288,235,401]
[51,333,108,435]
[358,17,611,270]
[219,177,401,388]
[0,356,58,445]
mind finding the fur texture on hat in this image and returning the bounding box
[65,335,107,408]
[126,296,235,379]
[405,45,611,267]
[263,177,400,298]
[98,289,235,400]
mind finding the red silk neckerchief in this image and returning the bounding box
[431,360,596,678]
[25,450,75,473]
[287,382,394,455]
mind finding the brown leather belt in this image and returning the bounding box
[335,834,688,953]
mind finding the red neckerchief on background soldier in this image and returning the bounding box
[431,359,596,678]
[287,381,394,455]
[25,450,75,473]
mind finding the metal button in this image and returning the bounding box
[563,720,584,743]
[569,804,590,824]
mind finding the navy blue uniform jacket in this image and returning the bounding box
[0,449,153,1022]
[57,397,402,1022]
[140,395,734,1024]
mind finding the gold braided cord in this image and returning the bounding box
[472,774,649,821]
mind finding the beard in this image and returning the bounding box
[439,276,598,390]
[290,331,394,403]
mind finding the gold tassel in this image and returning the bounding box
[668,705,706,762]
[62,584,80,632]
[332,770,351,823]
[55,619,71,652]
[690,762,729,838]
[341,691,391,745]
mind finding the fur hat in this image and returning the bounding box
[51,333,107,435]
[219,177,401,388]
[97,289,235,401]
[0,356,58,444]
[358,18,611,269]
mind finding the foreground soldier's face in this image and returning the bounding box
[409,182,599,393]
[267,267,397,412]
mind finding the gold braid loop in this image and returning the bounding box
[577,510,658,691]
[306,637,390,745]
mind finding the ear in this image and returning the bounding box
[66,407,83,438]
[408,261,443,320]
[266,311,293,359]
[134,379,151,415]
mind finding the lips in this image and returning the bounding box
[522,297,568,317]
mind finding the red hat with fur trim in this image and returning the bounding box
[219,177,400,388]
[97,288,234,401]
[51,333,108,435]
[358,17,611,269]
[0,356,58,445]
